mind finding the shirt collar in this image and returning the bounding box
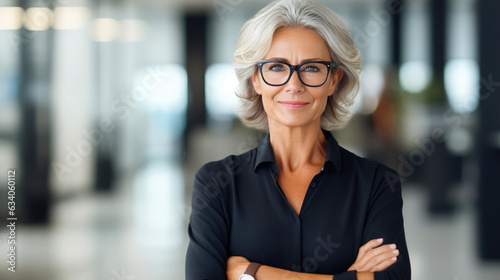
[253,129,341,173]
[253,132,276,172]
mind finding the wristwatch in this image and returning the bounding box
[239,262,262,280]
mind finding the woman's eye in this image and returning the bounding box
[303,65,319,72]
[268,64,285,71]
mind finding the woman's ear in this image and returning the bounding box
[328,68,344,96]
[251,72,262,95]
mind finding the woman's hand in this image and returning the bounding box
[348,238,399,272]
[226,256,251,280]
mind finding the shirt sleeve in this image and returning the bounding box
[332,270,357,279]
[363,167,412,280]
[185,165,230,280]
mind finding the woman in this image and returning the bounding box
[186,0,411,279]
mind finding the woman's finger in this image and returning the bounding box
[354,244,397,270]
[359,247,399,272]
[369,251,399,272]
[349,239,386,271]
[357,238,384,260]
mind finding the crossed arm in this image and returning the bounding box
[226,238,400,280]
[186,166,411,280]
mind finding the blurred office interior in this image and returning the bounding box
[0,0,500,279]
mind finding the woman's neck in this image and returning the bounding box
[268,123,327,173]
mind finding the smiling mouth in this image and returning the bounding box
[278,101,310,109]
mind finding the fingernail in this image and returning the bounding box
[393,249,399,255]
[389,244,396,249]
[377,238,383,243]
[391,257,397,261]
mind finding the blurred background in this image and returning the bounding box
[0,0,499,279]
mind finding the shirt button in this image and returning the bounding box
[311,182,317,188]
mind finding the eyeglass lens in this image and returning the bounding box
[260,61,329,86]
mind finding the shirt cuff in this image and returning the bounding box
[333,270,357,280]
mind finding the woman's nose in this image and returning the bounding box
[285,70,305,92]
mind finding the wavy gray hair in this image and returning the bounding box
[233,0,361,130]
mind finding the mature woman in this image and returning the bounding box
[186,0,411,279]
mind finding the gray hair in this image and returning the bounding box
[233,0,361,130]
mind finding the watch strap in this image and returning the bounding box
[243,262,262,277]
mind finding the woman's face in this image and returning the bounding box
[252,27,343,130]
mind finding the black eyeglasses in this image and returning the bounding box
[257,60,335,87]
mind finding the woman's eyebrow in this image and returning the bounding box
[265,57,327,63]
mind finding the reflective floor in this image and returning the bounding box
[1,128,500,280]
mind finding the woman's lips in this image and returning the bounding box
[278,101,310,109]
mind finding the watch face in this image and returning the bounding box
[239,274,255,280]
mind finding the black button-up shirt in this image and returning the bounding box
[186,129,411,280]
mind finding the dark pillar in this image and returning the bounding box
[477,0,500,261]
[183,13,208,161]
[390,0,402,68]
[93,45,116,192]
[93,0,116,191]
[430,0,446,85]
[425,0,458,215]
[18,0,54,224]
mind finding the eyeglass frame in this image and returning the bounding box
[257,60,336,87]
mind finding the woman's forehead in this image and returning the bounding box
[265,27,332,61]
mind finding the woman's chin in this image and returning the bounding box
[271,119,318,129]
